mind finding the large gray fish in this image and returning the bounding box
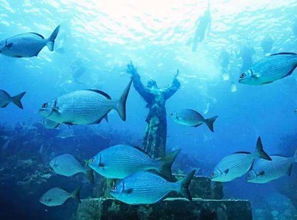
[39,187,80,207]
[239,52,297,85]
[211,137,271,182]
[171,109,218,132]
[0,90,26,109]
[0,25,60,58]
[39,80,132,127]
[247,151,297,184]
[89,145,180,181]
[110,170,195,205]
[50,154,93,183]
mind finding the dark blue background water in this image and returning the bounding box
[0,0,297,219]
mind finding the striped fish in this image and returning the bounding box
[211,137,271,182]
[0,25,60,58]
[39,80,132,127]
[88,144,180,181]
[110,170,195,205]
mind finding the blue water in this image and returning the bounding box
[0,0,297,219]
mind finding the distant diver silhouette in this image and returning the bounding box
[191,1,211,52]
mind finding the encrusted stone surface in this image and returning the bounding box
[76,198,252,220]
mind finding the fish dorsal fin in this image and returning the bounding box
[87,89,111,100]
[29,32,45,39]
[233,151,251,154]
[270,52,297,56]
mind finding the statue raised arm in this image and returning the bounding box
[163,69,181,100]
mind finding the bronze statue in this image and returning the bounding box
[127,62,180,158]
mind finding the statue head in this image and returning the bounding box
[147,80,158,89]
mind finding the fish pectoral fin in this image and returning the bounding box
[252,73,260,79]
[123,188,133,194]
[52,107,61,114]
[287,164,293,176]
[258,171,265,176]
[1,103,9,108]
[6,43,13,48]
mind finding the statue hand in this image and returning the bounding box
[174,69,180,79]
[127,61,137,75]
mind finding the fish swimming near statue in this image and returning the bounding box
[110,170,195,205]
[39,80,132,127]
[0,25,60,58]
[0,90,26,109]
[50,154,93,183]
[239,52,297,85]
[88,145,180,181]
[247,150,297,184]
[211,137,271,182]
[171,109,218,132]
[39,187,80,207]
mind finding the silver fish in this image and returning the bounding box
[0,25,60,58]
[211,137,271,182]
[110,170,195,205]
[39,80,132,127]
[89,145,180,180]
[239,52,297,85]
[50,154,93,183]
[247,151,297,184]
[39,187,80,207]
[0,90,26,109]
[171,109,218,132]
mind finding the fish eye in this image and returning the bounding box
[240,73,246,78]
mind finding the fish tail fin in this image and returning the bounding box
[179,170,196,201]
[47,25,60,51]
[255,137,271,161]
[11,92,26,109]
[158,149,181,181]
[204,116,218,132]
[115,80,132,121]
[293,150,297,163]
[86,168,94,184]
[71,186,81,203]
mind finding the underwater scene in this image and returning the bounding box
[1,0,297,219]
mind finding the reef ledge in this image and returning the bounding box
[76,197,252,220]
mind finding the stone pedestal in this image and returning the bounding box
[80,176,251,220]
[76,198,252,220]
